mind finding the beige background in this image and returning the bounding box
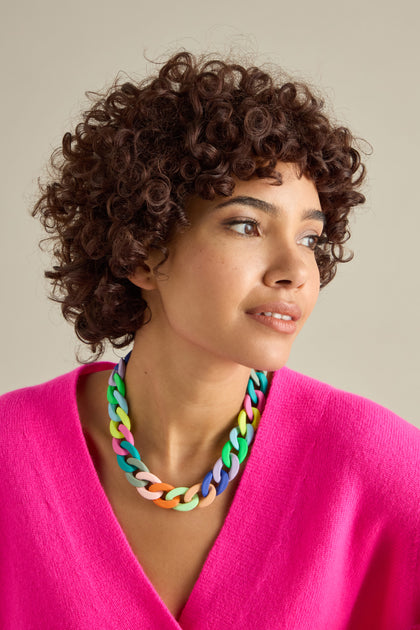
[1,0,419,426]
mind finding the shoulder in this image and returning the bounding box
[0,361,115,433]
[0,369,76,414]
[272,366,420,513]
[274,366,418,436]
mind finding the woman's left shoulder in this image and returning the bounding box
[277,366,419,442]
[275,367,420,505]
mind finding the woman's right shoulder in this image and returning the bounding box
[0,362,115,431]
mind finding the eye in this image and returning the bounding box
[299,234,321,250]
[227,219,261,236]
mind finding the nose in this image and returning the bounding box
[262,244,309,289]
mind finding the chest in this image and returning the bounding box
[83,427,236,619]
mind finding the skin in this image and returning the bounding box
[78,161,324,617]
[126,161,323,462]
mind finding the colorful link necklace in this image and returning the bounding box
[107,352,268,511]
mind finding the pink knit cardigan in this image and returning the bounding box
[1,362,420,629]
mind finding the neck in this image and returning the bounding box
[123,331,254,486]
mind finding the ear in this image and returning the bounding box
[128,247,168,290]
[128,263,157,291]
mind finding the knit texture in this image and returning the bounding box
[1,362,420,629]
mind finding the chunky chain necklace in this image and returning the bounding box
[107,353,268,511]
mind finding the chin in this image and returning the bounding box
[239,348,292,373]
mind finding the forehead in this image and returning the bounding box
[186,162,322,222]
[231,167,319,207]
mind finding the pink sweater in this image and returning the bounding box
[1,362,420,629]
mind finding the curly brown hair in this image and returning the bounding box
[33,51,366,358]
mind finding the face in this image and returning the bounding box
[135,163,324,372]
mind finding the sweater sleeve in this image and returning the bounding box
[323,385,420,625]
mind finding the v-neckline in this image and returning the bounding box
[70,361,280,626]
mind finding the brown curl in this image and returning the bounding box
[33,51,367,359]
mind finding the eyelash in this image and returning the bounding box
[226,218,325,251]
[226,218,261,236]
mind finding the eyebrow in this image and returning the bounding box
[214,195,326,228]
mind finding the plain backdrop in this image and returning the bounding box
[1,0,419,427]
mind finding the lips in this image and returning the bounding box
[246,302,302,335]
[246,302,302,321]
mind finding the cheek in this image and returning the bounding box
[299,260,320,324]
[167,252,228,312]
[185,247,241,288]
[308,266,321,310]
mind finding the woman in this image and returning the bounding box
[1,52,419,629]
